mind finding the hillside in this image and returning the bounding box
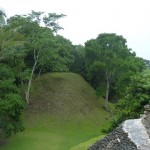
[2,73,112,150]
[27,72,104,117]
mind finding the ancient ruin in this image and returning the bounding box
[89,105,150,150]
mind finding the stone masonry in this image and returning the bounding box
[142,104,150,136]
[88,105,150,150]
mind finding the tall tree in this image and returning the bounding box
[8,11,66,104]
[85,33,145,110]
[25,12,66,104]
[0,10,67,136]
[0,12,26,137]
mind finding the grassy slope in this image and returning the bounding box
[1,73,112,150]
[70,135,106,150]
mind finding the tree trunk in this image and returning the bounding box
[25,49,39,104]
[25,60,37,104]
[104,73,110,110]
[38,69,42,79]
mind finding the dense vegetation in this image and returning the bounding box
[1,73,112,150]
[84,34,145,109]
[0,9,150,149]
[0,10,74,137]
[109,70,150,130]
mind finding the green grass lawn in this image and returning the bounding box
[1,114,110,150]
[1,73,112,150]
[70,135,106,150]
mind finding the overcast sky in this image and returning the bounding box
[0,0,150,60]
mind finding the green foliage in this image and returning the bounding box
[43,12,66,32]
[6,12,73,74]
[109,73,150,131]
[69,45,86,77]
[1,73,112,150]
[0,11,72,137]
[85,33,146,101]
[0,9,147,140]
[0,64,25,137]
[0,93,25,137]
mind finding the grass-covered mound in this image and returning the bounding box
[27,72,103,116]
[1,73,112,150]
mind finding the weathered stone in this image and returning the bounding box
[123,119,150,150]
[89,104,150,150]
[144,105,150,111]
[140,114,144,118]
[144,111,149,115]
[142,105,150,137]
[142,114,147,119]
[88,126,137,150]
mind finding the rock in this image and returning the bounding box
[123,119,150,150]
[144,105,150,111]
[88,125,137,150]
[89,104,150,150]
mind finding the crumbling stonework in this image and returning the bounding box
[142,104,150,137]
[88,126,137,150]
[89,105,150,150]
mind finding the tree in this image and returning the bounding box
[85,33,145,110]
[0,13,26,137]
[110,71,150,130]
[9,11,66,104]
[43,13,66,32]
[5,11,69,104]
[69,45,86,78]
[1,15,29,87]
[0,10,67,136]
[24,26,53,104]
[25,12,66,104]
[0,64,25,137]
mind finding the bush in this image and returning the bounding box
[106,73,150,132]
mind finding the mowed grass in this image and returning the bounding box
[1,73,112,150]
[70,135,106,150]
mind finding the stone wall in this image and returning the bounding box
[89,105,150,150]
[142,104,150,136]
[88,126,137,150]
